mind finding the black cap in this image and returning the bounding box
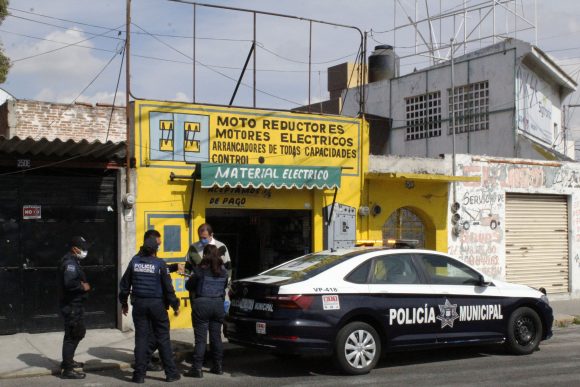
[70,236,89,250]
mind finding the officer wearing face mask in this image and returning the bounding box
[59,236,91,379]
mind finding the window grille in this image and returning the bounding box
[448,81,489,134]
[405,91,442,140]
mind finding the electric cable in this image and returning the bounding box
[131,22,303,106]
[11,24,124,63]
[105,44,126,143]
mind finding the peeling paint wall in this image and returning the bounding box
[451,154,580,296]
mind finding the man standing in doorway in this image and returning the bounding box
[59,236,91,380]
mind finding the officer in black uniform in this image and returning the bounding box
[184,244,228,378]
[119,236,181,384]
[59,236,91,380]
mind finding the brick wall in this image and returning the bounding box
[9,100,126,143]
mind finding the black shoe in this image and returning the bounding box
[184,368,203,378]
[72,360,84,369]
[131,375,145,384]
[166,374,181,382]
[61,369,86,379]
[210,365,223,375]
[147,362,163,372]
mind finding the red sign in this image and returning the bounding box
[23,205,42,220]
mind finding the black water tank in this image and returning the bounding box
[368,44,399,82]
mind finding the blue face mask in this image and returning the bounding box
[200,238,209,246]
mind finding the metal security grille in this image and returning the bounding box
[382,207,425,248]
[405,91,441,140]
[505,194,569,294]
[448,80,489,134]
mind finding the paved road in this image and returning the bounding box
[3,325,580,387]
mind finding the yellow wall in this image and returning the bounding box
[361,178,449,252]
[133,100,367,328]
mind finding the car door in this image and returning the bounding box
[366,252,440,348]
[415,253,505,344]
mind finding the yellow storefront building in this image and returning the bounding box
[132,100,456,328]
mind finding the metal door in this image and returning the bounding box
[0,172,118,334]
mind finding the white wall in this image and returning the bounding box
[449,154,580,298]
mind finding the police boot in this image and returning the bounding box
[184,368,203,378]
[210,363,223,375]
[61,369,86,379]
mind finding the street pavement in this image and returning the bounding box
[0,298,578,383]
[1,324,579,386]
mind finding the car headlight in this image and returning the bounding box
[540,294,549,305]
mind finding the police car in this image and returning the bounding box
[224,247,553,375]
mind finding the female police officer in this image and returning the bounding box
[184,244,228,378]
[119,236,181,383]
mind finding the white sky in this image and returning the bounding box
[1,0,580,129]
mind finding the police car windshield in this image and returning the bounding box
[262,250,365,283]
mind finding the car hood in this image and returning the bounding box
[492,279,544,299]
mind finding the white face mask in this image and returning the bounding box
[77,250,88,259]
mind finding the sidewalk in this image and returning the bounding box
[0,298,578,380]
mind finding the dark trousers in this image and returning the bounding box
[192,297,225,370]
[61,304,86,371]
[132,298,178,378]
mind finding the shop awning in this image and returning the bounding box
[201,163,341,189]
[365,172,480,182]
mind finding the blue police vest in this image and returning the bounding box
[195,268,227,298]
[130,255,164,299]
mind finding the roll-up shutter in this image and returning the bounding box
[505,194,569,294]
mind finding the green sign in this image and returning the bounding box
[201,163,341,189]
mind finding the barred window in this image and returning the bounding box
[448,81,489,134]
[405,91,441,140]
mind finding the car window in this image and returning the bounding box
[370,254,419,284]
[345,260,372,284]
[418,254,480,285]
[262,251,367,283]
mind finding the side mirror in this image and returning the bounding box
[477,274,491,287]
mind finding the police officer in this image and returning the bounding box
[59,236,90,380]
[184,244,228,378]
[119,236,181,384]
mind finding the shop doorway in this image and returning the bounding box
[206,209,311,280]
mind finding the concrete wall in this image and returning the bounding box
[3,99,126,142]
[450,154,580,298]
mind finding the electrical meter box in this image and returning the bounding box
[323,203,356,250]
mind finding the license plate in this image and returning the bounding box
[240,298,255,312]
[256,322,266,335]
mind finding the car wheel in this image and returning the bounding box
[463,221,471,230]
[505,307,542,355]
[334,322,381,375]
[490,220,497,230]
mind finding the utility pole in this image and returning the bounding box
[125,0,131,195]
[450,38,456,204]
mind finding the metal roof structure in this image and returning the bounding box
[0,136,126,161]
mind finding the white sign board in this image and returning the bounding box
[23,205,42,220]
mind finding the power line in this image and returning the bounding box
[257,44,356,65]
[7,14,123,40]
[12,24,124,63]
[131,22,303,106]
[105,45,126,143]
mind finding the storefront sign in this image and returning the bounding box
[135,101,363,175]
[23,205,41,220]
[201,163,341,189]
